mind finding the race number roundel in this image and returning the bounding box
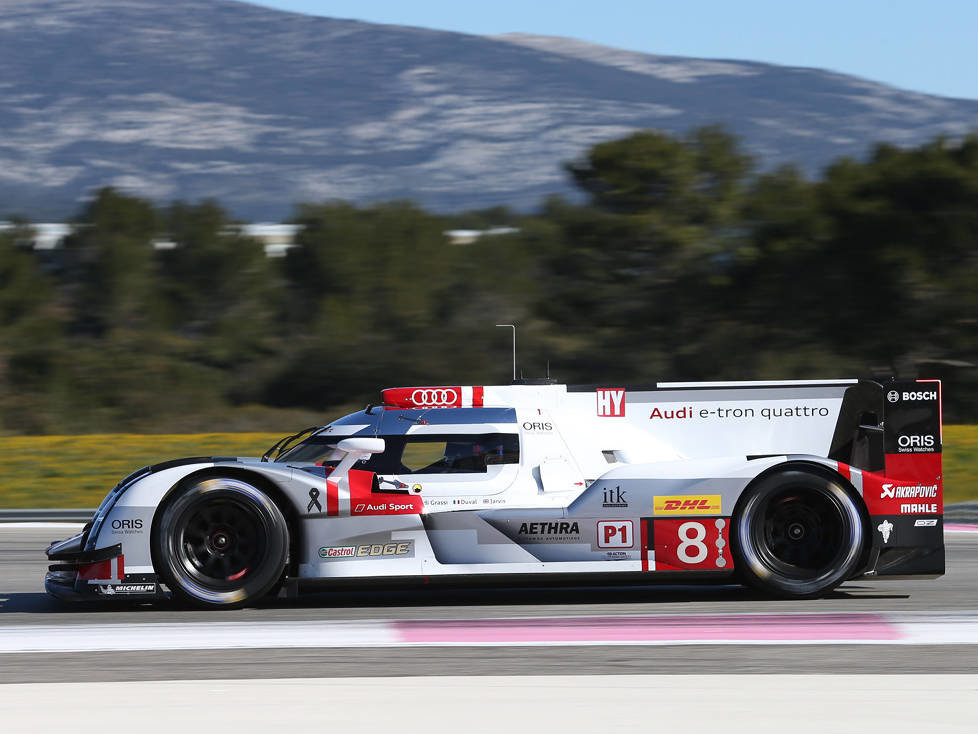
[652,518,732,571]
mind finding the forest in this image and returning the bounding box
[2,126,977,434]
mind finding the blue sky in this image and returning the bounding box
[247,0,978,100]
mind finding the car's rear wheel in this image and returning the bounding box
[154,476,289,609]
[733,468,865,598]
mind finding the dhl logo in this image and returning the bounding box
[653,495,722,515]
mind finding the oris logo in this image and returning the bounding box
[111,518,143,533]
[410,388,459,406]
[522,421,553,431]
[898,434,935,449]
[886,390,900,403]
[902,391,937,401]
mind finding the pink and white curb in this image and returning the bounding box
[2,611,978,653]
[946,523,978,533]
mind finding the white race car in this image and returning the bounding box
[46,378,945,608]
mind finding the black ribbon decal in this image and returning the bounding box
[307,487,322,513]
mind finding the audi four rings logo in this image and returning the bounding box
[411,388,458,405]
[887,390,900,403]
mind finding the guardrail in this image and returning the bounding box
[1,504,977,524]
[0,509,94,523]
[946,501,978,524]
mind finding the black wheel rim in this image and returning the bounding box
[175,496,267,589]
[753,487,848,579]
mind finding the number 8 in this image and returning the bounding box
[677,521,707,564]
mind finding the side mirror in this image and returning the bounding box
[337,437,386,454]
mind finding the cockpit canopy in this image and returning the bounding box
[279,407,520,474]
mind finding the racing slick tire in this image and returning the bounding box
[732,468,866,599]
[153,476,290,609]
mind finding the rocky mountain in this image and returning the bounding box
[2,0,977,219]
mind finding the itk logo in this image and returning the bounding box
[597,388,625,417]
[877,519,894,544]
[602,486,628,507]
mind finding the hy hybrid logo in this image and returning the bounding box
[596,389,625,417]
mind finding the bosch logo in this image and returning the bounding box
[411,388,458,406]
[902,391,937,401]
[886,390,899,403]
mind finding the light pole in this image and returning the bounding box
[496,324,516,381]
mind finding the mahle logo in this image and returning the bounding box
[653,495,722,516]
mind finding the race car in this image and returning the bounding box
[45,378,945,608]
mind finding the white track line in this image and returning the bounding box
[3,612,978,653]
[1,675,976,734]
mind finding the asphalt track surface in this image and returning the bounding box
[1,525,977,684]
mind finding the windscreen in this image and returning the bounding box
[281,433,519,473]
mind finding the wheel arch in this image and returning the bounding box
[733,459,873,579]
[150,467,303,580]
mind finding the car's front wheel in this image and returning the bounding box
[154,476,289,609]
[733,468,866,598]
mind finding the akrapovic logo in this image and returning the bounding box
[880,483,938,499]
[653,495,722,515]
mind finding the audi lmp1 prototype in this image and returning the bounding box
[46,378,945,608]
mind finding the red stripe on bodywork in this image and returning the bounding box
[347,470,423,515]
[640,520,649,572]
[862,454,943,515]
[116,555,125,580]
[326,478,339,516]
[77,560,112,581]
[473,386,484,407]
[837,462,851,481]
[885,452,942,484]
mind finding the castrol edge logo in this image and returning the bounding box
[654,495,722,516]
